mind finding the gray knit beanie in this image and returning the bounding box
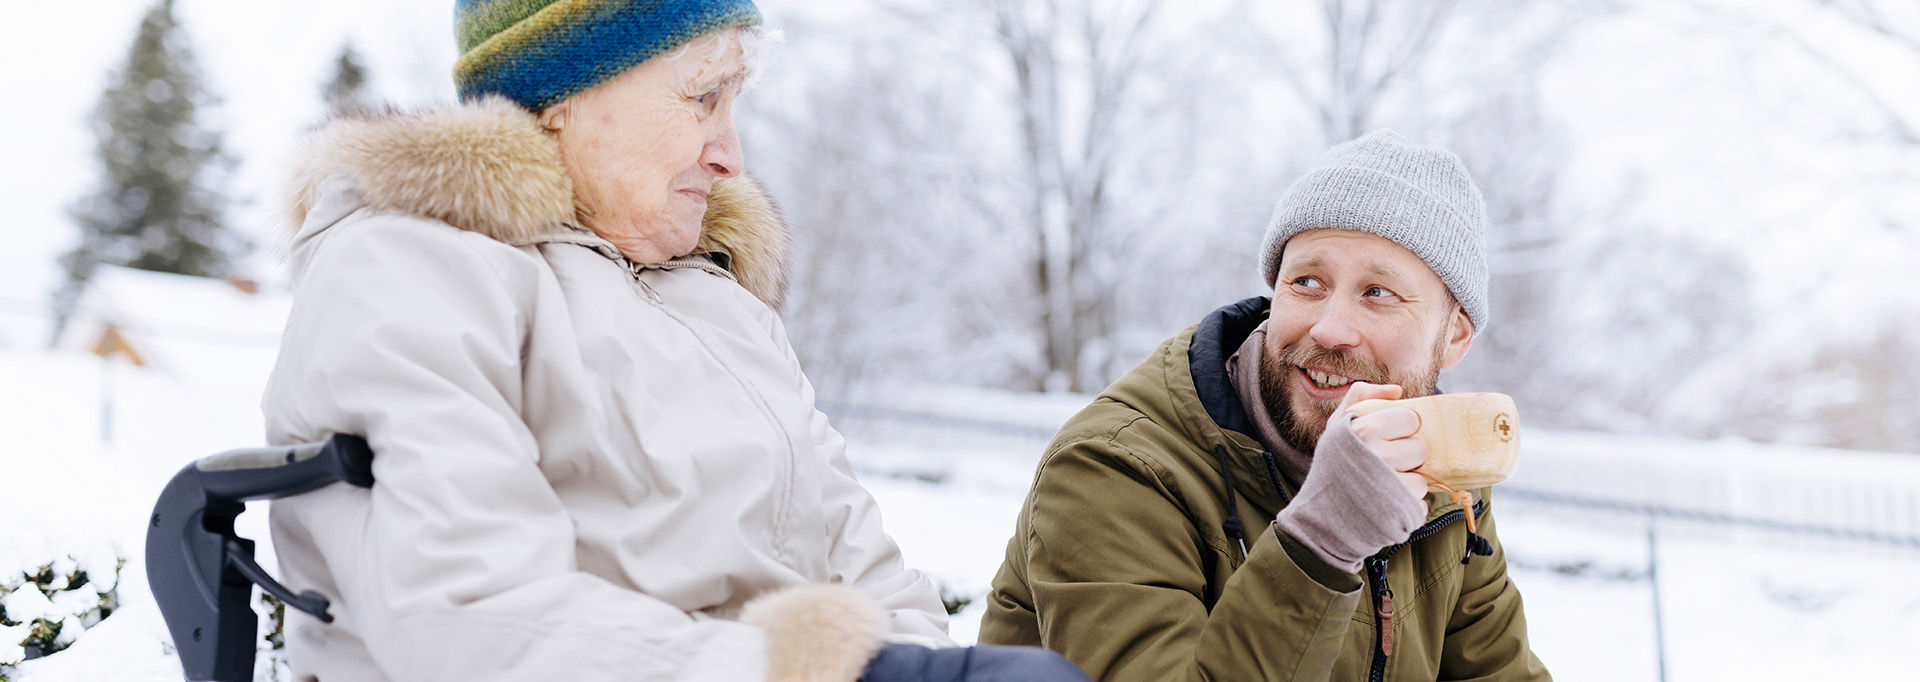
[1259,130,1490,331]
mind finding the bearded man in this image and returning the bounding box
[977,131,1551,681]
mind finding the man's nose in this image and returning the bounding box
[1306,298,1362,350]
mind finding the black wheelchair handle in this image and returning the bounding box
[195,434,374,502]
[146,433,374,682]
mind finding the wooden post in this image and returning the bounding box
[87,324,144,446]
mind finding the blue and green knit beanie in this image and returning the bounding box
[454,0,762,112]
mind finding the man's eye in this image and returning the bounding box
[1291,276,1322,289]
[1364,285,1392,298]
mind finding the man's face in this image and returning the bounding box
[1258,229,1475,452]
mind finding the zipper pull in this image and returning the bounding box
[1378,590,1395,656]
[636,277,664,304]
[1367,557,1394,657]
[621,258,666,304]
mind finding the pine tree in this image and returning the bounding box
[58,0,242,328]
[323,43,371,116]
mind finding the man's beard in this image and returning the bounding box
[1257,330,1448,454]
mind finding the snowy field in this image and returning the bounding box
[3,348,1918,681]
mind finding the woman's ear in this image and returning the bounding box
[538,102,568,132]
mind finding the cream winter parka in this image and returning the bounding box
[263,98,950,682]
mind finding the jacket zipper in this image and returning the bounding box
[1365,556,1393,682]
[621,259,801,567]
[1366,500,1487,682]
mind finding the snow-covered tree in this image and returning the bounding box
[1601,0,1920,451]
[323,43,373,117]
[58,0,243,335]
[742,13,1041,396]
[982,0,1176,392]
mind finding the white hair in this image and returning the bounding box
[661,23,784,90]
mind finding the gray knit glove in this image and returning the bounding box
[1275,414,1426,574]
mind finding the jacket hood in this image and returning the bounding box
[1110,295,1272,458]
[280,96,791,310]
[1188,296,1272,442]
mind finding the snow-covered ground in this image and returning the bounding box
[4,346,1918,681]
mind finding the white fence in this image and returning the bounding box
[1508,430,1920,550]
[825,400,1920,552]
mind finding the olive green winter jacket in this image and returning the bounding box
[979,297,1549,681]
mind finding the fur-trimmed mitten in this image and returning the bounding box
[741,584,888,682]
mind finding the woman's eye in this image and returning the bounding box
[1364,285,1392,298]
[1291,276,1322,289]
[693,89,721,111]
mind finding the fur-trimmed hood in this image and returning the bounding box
[281,96,790,310]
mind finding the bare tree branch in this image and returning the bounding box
[1818,0,1920,54]
[1670,0,1920,145]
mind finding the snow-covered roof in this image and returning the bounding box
[53,265,290,376]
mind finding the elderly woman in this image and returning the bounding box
[263,2,1087,681]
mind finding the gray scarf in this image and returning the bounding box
[1223,320,1312,493]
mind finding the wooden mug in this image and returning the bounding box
[1346,392,1521,491]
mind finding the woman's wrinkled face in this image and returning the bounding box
[540,29,748,264]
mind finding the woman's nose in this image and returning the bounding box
[703,119,743,178]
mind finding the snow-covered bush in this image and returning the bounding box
[0,555,121,678]
[257,593,290,682]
